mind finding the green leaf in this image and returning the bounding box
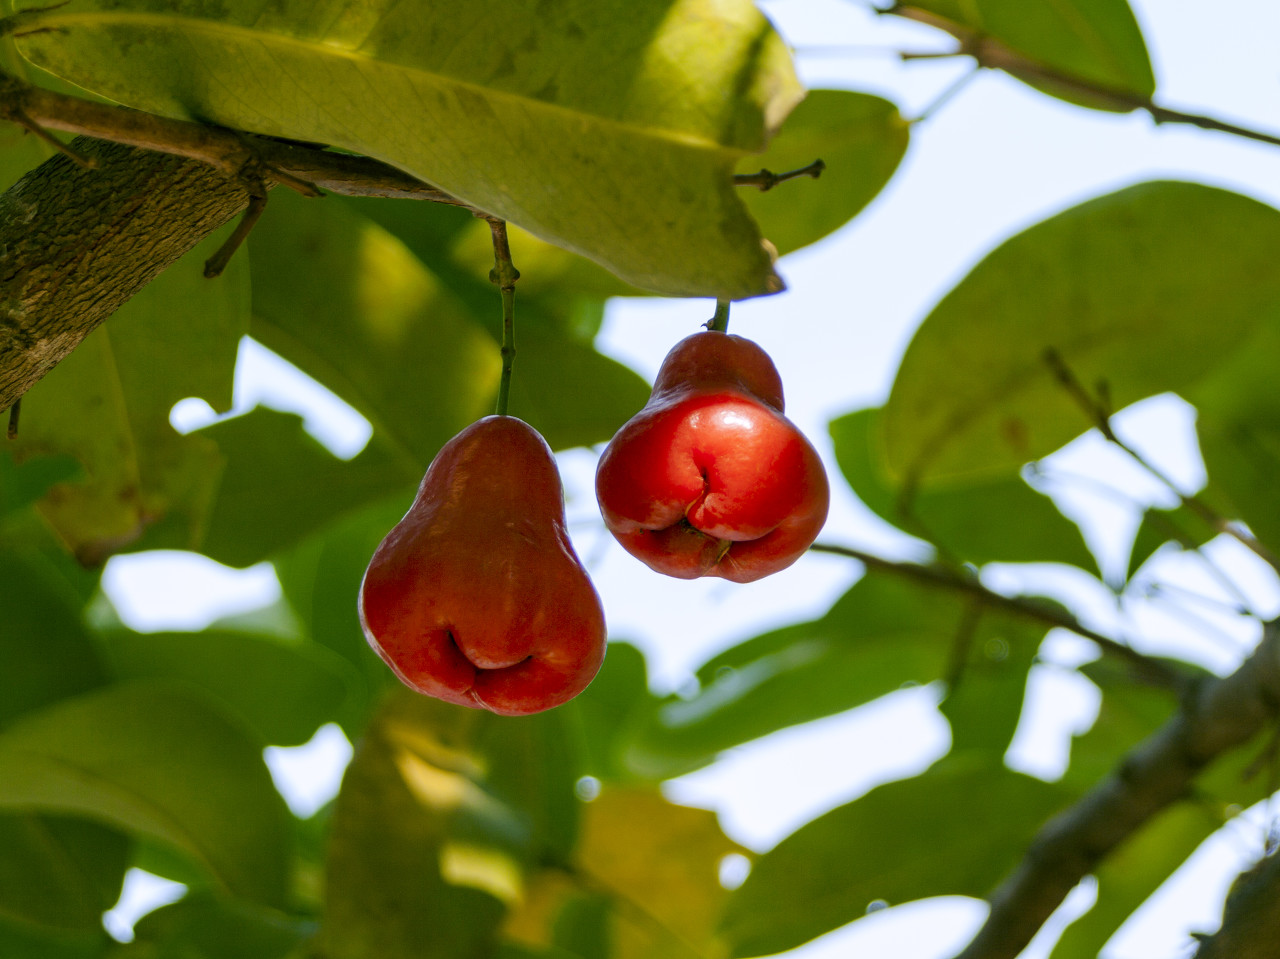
[193,408,409,569]
[0,681,293,908]
[882,182,1280,486]
[504,316,652,454]
[321,691,580,959]
[938,613,1043,757]
[1049,803,1217,959]
[719,756,1070,957]
[565,642,660,784]
[507,786,747,959]
[122,891,315,959]
[897,0,1154,109]
[0,453,81,521]
[7,226,248,563]
[272,494,414,734]
[249,190,650,461]
[630,573,964,776]
[247,189,499,472]
[0,814,128,931]
[15,0,801,298]
[740,89,908,256]
[98,628,354,747]
[0,916,109,959]
[830,407,1098,571]
[0,548,106,728]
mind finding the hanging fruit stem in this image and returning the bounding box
[707,299,731,333]
[486,218,520,417]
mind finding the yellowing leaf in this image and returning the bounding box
[507,786,748,959]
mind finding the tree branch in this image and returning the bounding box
[951,620,1280,959]
[0,70,489,413]
[809,542,1185,689]
[884,4,1280,149]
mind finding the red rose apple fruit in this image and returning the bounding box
[595,331,829,583]
[359,415,606,715]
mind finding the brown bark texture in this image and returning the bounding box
[0,136,250,413]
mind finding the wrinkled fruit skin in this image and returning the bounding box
[595,331,830,583]
[359,415,606,716]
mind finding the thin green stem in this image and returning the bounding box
[486,217,519,417]
[1043,347,1280,577]
[706,299,731,333]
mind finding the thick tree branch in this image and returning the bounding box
[0,138,253,413]
[951,620,1280,959]
[809,542,1185,689]
[0,73,488,413]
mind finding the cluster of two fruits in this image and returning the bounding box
[359,332,830,716]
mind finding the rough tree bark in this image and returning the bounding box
[0,137,251,412]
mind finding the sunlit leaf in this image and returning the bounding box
[883,182,1280,486]
[248,189,499,472]
[0,814,127,931]
[830,407,1097,571]
[1187,323,1280,557]
[938,612,1043,757]
[6,227,248,563]
[15,0,802,298]
[720,756,1070,956]
[99,628,355,747]
[564,642,661,784]
[895,0,1154,110]
[433,87,909,297]
[507,786,746,959]
[321,691,579,959]
[0,681,293,908]
[740,89,908,256]
[630,573,964,777]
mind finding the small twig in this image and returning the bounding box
[1043,347,1280,577]
[5,105,94,167]
[943,599,984,690]
[203,184,267,278]
[6,397,19,439]
[0,66,481,206]
[910,64,980,123]
[809,541,1186,689]
[734,158,825,192]
[1141,581,1251,619]
[705,299,731,333]
[885,4,1280,149]
[484,217,519,418]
